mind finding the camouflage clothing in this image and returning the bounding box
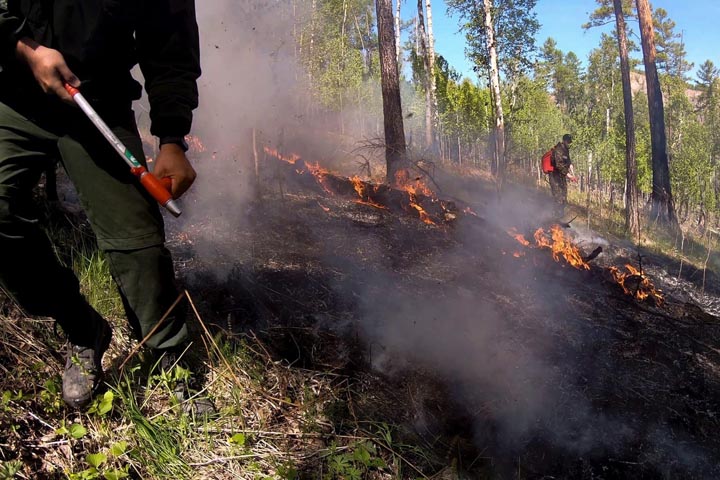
[549,142,572,217]
[551,142,571,175]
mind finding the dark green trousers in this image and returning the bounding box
[0,100,186,349]
[548,170,568,218]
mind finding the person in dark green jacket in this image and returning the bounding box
[549,134,575,218]
[0,0,200,408]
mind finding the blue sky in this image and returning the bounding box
[407,0,720,83]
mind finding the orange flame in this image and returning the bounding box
[533,226,590,270]
[393,170,437,225]
[264,153,466,226]
[350,176,387,210]
[351,176,364,197]
[409,202,434,224]
[507,228,530,246]
[395,169,434,197]
[509,225,663,305]
[264,146,301,165]
[609,264,664,304]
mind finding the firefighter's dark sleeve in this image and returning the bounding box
[0,7,30,62]
[136,0,201,139]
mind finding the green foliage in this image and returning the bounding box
[298,0,378,113]
[39,377,62,413]
[322,440,386,480]
[1,389,24,409]
[277,463,300,480]
[67,450,130,480]
[446,0,539,79]
[113,375,192,478]
[653,8,693,79]
[671,121,715,214]
[228,433,247,446]
[0,460,24,479]
[88,391,115,417]
[56,421,88,439]
[583,0,635,30]
[506,75,564,161]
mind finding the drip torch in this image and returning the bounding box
[64,84,182,217]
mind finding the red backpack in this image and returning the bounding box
[541,147,554,174]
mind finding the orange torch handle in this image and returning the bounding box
[65,83,182,217]
[130,166,181,217]
[160,177,172,191]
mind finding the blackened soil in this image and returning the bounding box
[169,164,720,479]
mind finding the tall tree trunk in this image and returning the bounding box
[308,0,317,118]
[482,0,505,187]
[425,0,439,151]
[376,0,407,184]
[394,0,401,64]
[613,0,640,237]
[417,0,433,148]
[636,0,678,227]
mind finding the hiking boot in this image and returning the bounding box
[62,319,112,408]
[158,348,216,416]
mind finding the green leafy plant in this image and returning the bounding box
[40,377,62,413]
[323,440,386,480]
[67,442,131,480]
[228,433,246,447]
[0,459,24,479]
[88,391,115,416]
[56,421,87,440]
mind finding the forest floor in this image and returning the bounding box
[1,152,720,479]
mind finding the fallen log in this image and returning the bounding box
[583,246,603,263]
[272,157,465,225]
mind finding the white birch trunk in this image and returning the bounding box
[426,0,438,146]
[483,0,505,183]
[395,0,401,64]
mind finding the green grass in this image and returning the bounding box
[72,249,124,320]
[1,275,434,479]
[566,187,720,271]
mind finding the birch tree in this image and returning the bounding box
[426,0,439,148]
[446,0,538,185]
[482,0,505,181]
[416,0,434,148]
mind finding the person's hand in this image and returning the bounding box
[153,144,196,199]
[567,165,578,183]
[15,37,79,104]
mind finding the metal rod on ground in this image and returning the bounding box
[64,83,182,217]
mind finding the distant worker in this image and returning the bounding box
[548,134,576,218]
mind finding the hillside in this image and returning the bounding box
[2,150,720,478]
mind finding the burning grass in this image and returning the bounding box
[263,146,467,226]
[508,224,665,305]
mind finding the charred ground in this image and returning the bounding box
[168,156,720,479]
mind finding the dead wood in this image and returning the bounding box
[583,246,603,262]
